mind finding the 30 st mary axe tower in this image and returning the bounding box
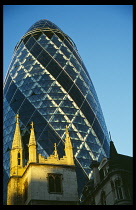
[3,19,110,202]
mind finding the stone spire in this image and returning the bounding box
[10,114,23,176]
[29,122,37,147]
[54,143,59,158]
[64,125,74,165]
[12,114,23,150]
[28,122,37,163]
[65,125,72,148]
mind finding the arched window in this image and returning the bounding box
[18,152,21,165]
[101,190,106,205]
[115,179,123,200]
[48,174,62,193]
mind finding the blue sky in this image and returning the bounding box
[3,5,133,156]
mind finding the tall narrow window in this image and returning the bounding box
[115,179,123,200]
[48,174,62,193]
[17,152,21,165]
[101,190,106,205]
[111,180,115,195]
[49,175,55,192]
[55,175,62,192]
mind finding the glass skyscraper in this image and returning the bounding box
[3,19,110,203]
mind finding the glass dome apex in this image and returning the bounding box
[25,19,77,50]
[26,19,63,33]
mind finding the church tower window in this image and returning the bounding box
[48,174,62,193]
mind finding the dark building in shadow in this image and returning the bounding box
[81,141,133,205]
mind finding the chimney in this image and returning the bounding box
[90,160,100,187]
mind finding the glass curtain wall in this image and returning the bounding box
[3,20,110,203]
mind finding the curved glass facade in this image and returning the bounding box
[3,19,110,202]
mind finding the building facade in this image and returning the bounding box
[81,141,133,205]
[3,19,110,203]
[7,115,79,205]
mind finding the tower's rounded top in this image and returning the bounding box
[26,19,63,33]
[25,19,77,50]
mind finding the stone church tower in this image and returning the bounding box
[7,115,79,205]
